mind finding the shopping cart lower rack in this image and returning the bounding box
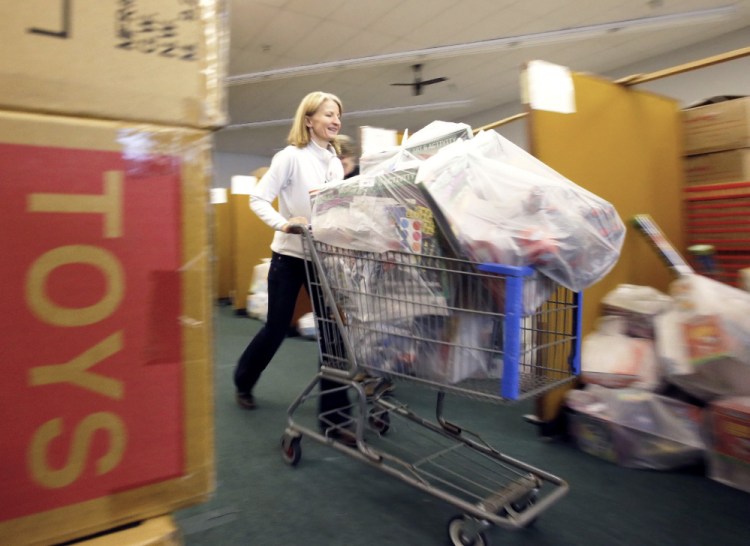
[281,228,582,546]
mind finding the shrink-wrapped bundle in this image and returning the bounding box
[416,130,625,292]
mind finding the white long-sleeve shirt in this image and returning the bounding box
[250,140,344,259]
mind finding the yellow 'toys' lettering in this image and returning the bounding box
[29,332,124,399]
[27,172,123,238]
[25,245,124,327]
[28,412,126,489]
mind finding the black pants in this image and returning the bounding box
[234,252,350,427]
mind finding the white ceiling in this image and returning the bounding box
[217,0,750,157]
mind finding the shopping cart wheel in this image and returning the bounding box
[280,434,302,466]
[447,516,488,546]
[367,407,390,435]
[502,489,538,527]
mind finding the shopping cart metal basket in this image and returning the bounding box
[281,227,582,546]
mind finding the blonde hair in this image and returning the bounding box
[287,91,343,149]
[335,134,357,159]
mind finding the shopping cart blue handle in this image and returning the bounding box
[478,263,535,277]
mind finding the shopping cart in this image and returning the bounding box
[281,227,582,546]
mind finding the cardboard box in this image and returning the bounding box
[707,396,750,493]
[568,409,707,470]
[0,1,227,128]
[0,109,214,546]
[72,516,181,546]
[683,182,750,251]
[567,389,705,469]
[684,148,750,185]
[683,97,750,156]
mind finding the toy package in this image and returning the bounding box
[320,252,449,324]
[402,120,472,160]
[312,167,444,256]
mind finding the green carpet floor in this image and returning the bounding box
[174,305,750,545]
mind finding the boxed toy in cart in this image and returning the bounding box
[312,166,444,256]
[358,120,472,175]
[403,120,473,159]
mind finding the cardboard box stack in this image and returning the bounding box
[72,515,182,546]
[707,397,750,493]
[682,96,750,286]
[0,2,227,545]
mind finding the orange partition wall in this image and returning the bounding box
[230,167,274,313]
[212,199,232,301]
[527,71,685,422]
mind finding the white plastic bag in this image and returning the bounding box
[600,284,673,339]
[416,130,626,291]
[434,313,502,384]
[296,312,317,339]
[351,317,446,378]
[320,254,448,324]
[581,316,659,390]
[654,274,750,400]
[247,258,271,321]
[249,258,271,294]
[246,292,268,321]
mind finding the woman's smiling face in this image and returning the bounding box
[306,99,341,147]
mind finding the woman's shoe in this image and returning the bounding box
[322,426,358,448]
[235,391,256,410]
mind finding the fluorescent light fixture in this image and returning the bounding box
[226,5,735,86]
[223,99,473,131]
[231,175,256,195]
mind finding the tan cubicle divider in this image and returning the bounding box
[230,168,273,313]
[212,189,232,302]
[527,71,684,422]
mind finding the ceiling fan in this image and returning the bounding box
[390,63,448,96]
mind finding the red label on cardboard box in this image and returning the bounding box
[713,401,750,464]
[0,142,183,521]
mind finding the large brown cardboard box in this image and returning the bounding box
[0,109,214,546]
[683,97,750,156]
[684,148,750,185]
[210,189,232,302]
[0,1,227,128]
[72,515,181,546]
[229,173,273,314]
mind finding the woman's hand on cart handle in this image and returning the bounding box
[283,217,310,234]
